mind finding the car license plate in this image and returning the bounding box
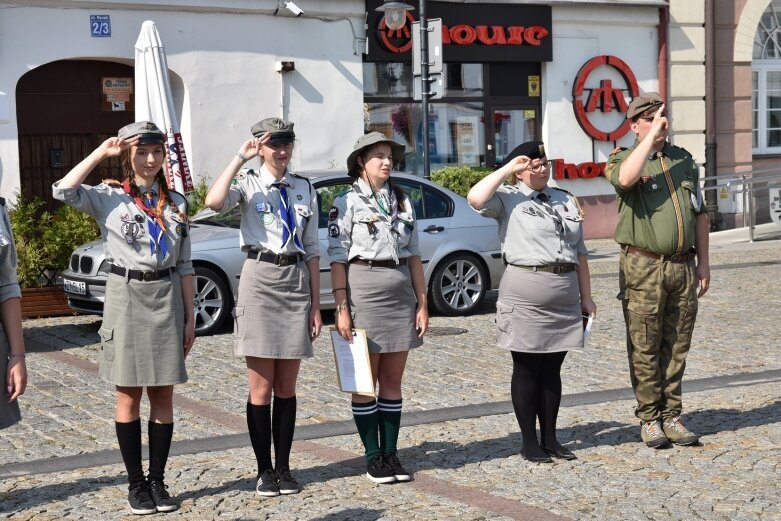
[63,279,86,295]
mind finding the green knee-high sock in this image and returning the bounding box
[377,397,402,454]
[352,400,381,462]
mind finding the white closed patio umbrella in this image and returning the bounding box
[135,20,194,193]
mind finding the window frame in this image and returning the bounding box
[752,61,781,155]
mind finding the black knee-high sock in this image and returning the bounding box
[510,352,546,457]
[272,395,297,471]
[147,422,174,482]
[247,402,273,475]
[116,419,145,488]
[538,352,567,448]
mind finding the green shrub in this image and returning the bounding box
[431,165,495,198]
[8,191,99,288]
[187,176,211,216]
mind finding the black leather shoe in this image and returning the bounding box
[520,448,553,463]
[541,445,577,461]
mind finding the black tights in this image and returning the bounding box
[510,350,567,458]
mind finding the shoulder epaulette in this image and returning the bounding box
[550,186,574,196]
[670,144,693,157]
[609,146,628,157]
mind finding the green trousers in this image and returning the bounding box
[619,251,699,422]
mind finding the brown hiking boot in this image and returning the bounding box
[662,416,699,446]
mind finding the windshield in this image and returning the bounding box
[191,206,241,228]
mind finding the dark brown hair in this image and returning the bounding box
[120,145,186,220]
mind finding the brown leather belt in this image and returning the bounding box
[622,245,695,262]
[247,250,303,266]
[109,264,174,282]
[513,264,576,275]
[350,257,407,268]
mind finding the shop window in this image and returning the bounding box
[365,101,485,174]
[752,0,781,154]
[363,63,482,98]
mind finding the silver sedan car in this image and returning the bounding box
[61,172,504,335]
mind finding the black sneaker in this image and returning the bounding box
[383,453,412,482]
[127,481,156,515]
[276,468,301,494]
[366,455,396,484]
[255,469,280,497]
[148,479,179,513]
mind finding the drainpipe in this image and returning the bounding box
[705,0,720,229]
[658,4,668,102]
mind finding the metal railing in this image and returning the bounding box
[699,171,781,242]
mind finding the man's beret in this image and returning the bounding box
[626,92,664,120]
[502,140,546,166]
[251,117,295,144]
[117,121,165,145]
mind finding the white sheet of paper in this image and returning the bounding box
[330,328,374,394]
[583,315,594,343]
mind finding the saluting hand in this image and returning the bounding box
[508,155,532,175]
[99,136,138,158]
[650,105,668,137]
[238,132,270,163]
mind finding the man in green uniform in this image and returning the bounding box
[605,92,711,448]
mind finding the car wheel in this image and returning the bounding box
[429,253,488,316]
[193,266,231,335]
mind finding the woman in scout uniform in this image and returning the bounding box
[468,140,596,463]
[53,121,195,515]
[205,117,321,497]
[327,132,429,484]
[0,195,26,431]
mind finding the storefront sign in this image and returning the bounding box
[102,77,133,95]
[456,116,479,166]
[572,55,639,142]
[552,160,606,180]
[528,75,541,97]
[367,1,551,62]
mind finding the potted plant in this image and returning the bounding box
[8,191,100,318]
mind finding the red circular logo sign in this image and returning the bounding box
[379,12,415,53]
[572,55,639,142]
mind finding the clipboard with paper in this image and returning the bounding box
[330,328,375,396]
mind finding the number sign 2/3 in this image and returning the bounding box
[90,15,111,37]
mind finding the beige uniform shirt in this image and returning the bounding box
[473,183,587,266]
[219,165,319,262]
[52,181,194,276]
[0,202,21,302]
[327,178,420,264]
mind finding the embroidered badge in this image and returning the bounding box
[120,215,145,244]
[134,214,145,223]
[328,206,339,221]
[175,224,184,236]
[256,202,270,213]
[262,213,276,225]
[328,223,340,237]
[296,194,303,201]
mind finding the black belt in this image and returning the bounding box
[109,264,174,282]
[622,245,695,263]
[350,257,407,268]
[512,264,577,275]
[247,250,303,266]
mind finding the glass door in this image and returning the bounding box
[488,108,538,167]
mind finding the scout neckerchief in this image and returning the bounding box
[352,180,400,264]
[535,191,564,233]
[122,180,168,258]
[272,179,304,252]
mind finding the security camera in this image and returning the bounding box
[283,1,304,17]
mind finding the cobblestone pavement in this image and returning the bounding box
[1,235,780,520]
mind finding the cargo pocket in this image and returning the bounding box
[626,300,660,350]
[99,326,115,362]
[232,306,246,339]
[496,301,514,335]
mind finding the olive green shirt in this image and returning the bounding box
[605,141,705,256]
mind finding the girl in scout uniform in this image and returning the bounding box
[0,195,26,431]
[327,132,429,484]
[53,121,195,515]
[467,140,597,463]
[205,117,321,497]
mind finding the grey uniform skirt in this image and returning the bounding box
[99,272,187,386]
[496,265,583,353]
[0,323,21,430]
[349,262,423,354]
[233,258,313,359]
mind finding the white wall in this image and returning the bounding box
[0,1,364,197]
[543,6,660,197]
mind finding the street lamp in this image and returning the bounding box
[377,0,433,179]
